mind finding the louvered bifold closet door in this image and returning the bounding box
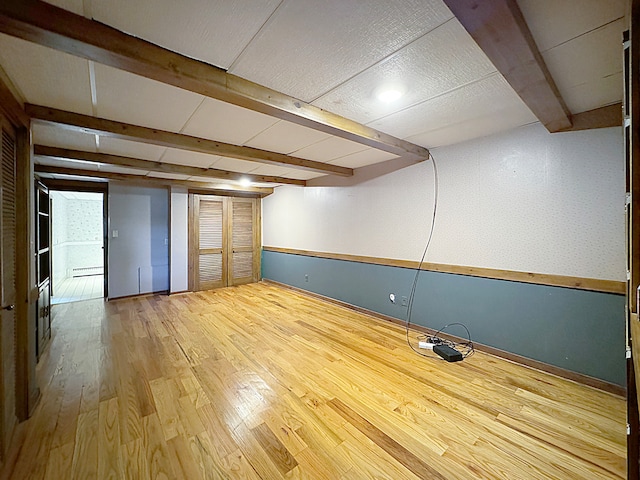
[0,118,16,458]
[195,196,226,290]
[228,198,259,286]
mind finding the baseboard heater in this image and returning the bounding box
[71,266,103,277]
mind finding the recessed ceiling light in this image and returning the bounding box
[375,85,405,103]
[240,177,252,187]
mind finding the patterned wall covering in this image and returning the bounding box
[51,191,104,285]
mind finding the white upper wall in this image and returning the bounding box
[263,123,625,281]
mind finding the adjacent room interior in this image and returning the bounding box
[0,0,635,479]
[50,190,105,305]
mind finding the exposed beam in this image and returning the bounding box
[564,103,622,132]
[0,66,28,127]
[34,144,305,186]
[27,104,348,177]
[0,0,430,162]
[442,0,573,132]
[34,164,274,197]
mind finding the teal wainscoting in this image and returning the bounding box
[262,249,625,387]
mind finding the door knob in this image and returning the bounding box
[2,305,14,311]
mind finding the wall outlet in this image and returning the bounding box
[401,296,408,306]
[304,274,309,282]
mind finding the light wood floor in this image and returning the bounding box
[2,282,626,479]
[52,275,104,305]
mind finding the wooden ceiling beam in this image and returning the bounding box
[34,144,305,186]
[564,103,623,132]
[442,0,573,132]
[0,0,430,162]
[34,164,274,197]
[26,104,341,178]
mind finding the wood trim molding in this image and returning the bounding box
[0,68,28,128]
[35,164,273,197]
[442,0,572,132]
[34,145,304,186]
[0,0,429,162]
[26,104,345,177]
[264,279,625,396]
[262,246,626,294]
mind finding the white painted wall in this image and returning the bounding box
[170,187,189,293]
[108,184,170,298]
[263,123,625,281]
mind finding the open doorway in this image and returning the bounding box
[50,190,106,304]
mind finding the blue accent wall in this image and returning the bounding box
[262,250,625,386]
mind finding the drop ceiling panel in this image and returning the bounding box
[329,148,398,169]
[369,74,537,143]
[35,156,100,171]
[313,20,496,124]
[247,165,294,177]
[516,0,625,52]
[0,34,93,115]
[230,0,453,102]
[542,19,624,114]
[32,124,98,152]
[94,64,204,132]
[182,98,279,146]
[407,107,538,149]
[97,137,167,161]
[292,136,369,162]
[244,120,331,154]
[91,0,281,69]
[279,170,325,181]
[210,157,263,174]
[44,0,85,15]
[97,164,149,175]
[160,149,220,168]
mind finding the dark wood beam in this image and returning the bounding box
[34,164,274,197]
[34,144,305,186]
[26,104,342,177]
[563,103,622,132]
[0,0,430,162]
[0,70,28,128]
[442,0,573,132]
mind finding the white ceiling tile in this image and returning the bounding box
[182,98,279,146]
[43,0,85,15]
[407,110,538,149]
[35,157,100,171]
[230,0,453,102]
[94,63,204,132]
[248,165,294,177]
[542,19,624,114]
[329,148,398,169]
[91,0,281,69]
[97,164,149,175]
[313,20,496,124]
[282,170,325,180]
[0,34,93,115]
[210,157,261,174]
[292,136,369,162]
[368,74,537,142]
[32,124,98,151]
[517,0,625,52]
[98,136,166,161]
[160,149,220,168]
[244,120,331,154]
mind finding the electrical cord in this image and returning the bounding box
[404,153,475,360]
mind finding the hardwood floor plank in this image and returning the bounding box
[97,397,123,480]
[3,283,626,479]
